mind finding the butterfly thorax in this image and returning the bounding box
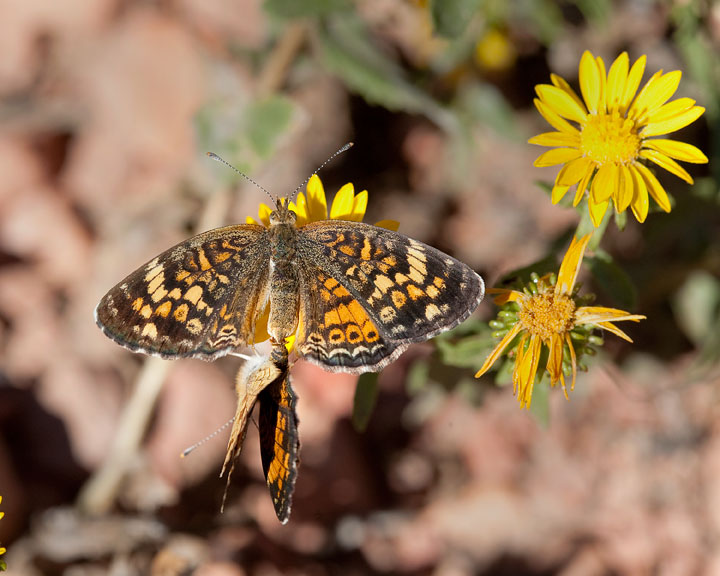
[267,203,301,344]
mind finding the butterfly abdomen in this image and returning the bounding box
[268,223,301,343]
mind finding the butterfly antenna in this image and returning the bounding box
[207,152,276,206]
[180,415,235,458]
[290,142,354,203]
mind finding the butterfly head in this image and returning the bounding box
[269,198,297,227]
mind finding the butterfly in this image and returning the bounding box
[221,345,298,523]
[95,147,484,521]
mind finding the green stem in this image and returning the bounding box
[574,196,612,251]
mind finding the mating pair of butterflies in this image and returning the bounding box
[95,161,484,522]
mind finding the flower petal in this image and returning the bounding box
[606,52,629,111]
[350,190,368,221]
[258,202,273,227]
[646,97,696,124]
[533,98,579,134]
[620,54,646,113]
[536,84,588,124]
[591,164,616,203]
[629,165,649,223]
[579,50,602,114]
[555,234,591,296]
[551,183,570,204]
[546,332,565,386]
[557,156,594,187]
[640,149,693,184]
[630,70,682,123]
[588,196,610,227]
[475,322,523,378]
[534,147,583,167]
[306,175,328,222]
[551,74,586,111]
[330,182,356,220]
[289,193,309,226]
[642,105,705,137]
[634,162,671,212]
[616,164,634,212]
[515,335,542,409]
[643,139,708,163]
[573,167,593,206]
[491,289,525,305]
[528,131,581,147]
[565,333,578,391]
[374,219,399,231]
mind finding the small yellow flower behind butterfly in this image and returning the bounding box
[530,51,707,226]
[475,235,646,408]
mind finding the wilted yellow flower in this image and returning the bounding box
[248,175,399,345]
[530,51,707,226]
[475,235,646,408]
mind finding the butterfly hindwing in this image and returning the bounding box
[294,220,484,372]
[258,354,300,524]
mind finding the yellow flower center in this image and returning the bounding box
[518,292,576,341]
[580,111,641,165]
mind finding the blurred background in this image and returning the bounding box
[1,0,719,574]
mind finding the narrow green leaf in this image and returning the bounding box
[352,372,379,432]
[429,0,483,37]
[246,96,294,158]
[673,271,720,346]
[318,14,457,130]
[436,334,498,368]
[263,0,350,19]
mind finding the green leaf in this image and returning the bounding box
[575,196,611,250]
[585,251,637,310]
[352,372,379,432]
[673,271,720,347]
[263,0,350,19]
[407,359,430,394]
[318,14,457,130]
[575,0,611,25]
[246,96,295,158]
[436,333,497,369]
[429,0,483,37]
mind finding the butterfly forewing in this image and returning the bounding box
[95,224,271,359]
[293,220,484,372]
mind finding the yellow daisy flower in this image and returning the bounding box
[530,51,707,226]
[475,235,646,408]
[247,175,399,345]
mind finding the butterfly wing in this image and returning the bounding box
[95,224,271,360]
[294,220,484,373]
[220,354,282,513]
[258,353,300,524]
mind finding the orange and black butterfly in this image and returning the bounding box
[221,345,299,523]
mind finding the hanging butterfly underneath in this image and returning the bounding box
[221,345,298,523]
[94,145,484,521]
